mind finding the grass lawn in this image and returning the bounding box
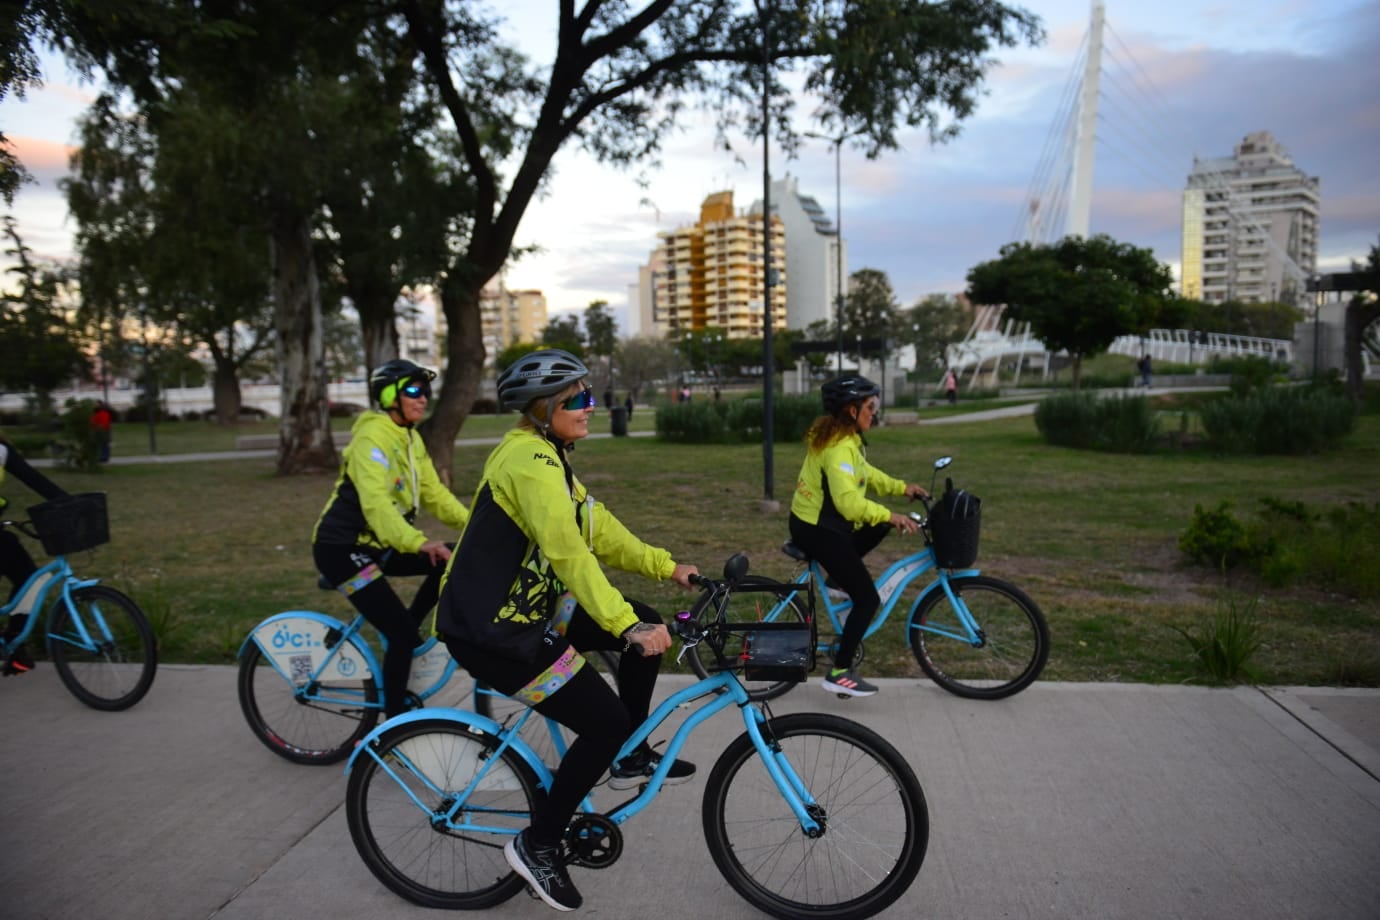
[5,406,1378,688]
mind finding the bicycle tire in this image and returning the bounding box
[46,585,158,711]
[237,639,379,765]
[908,574,1049,700]
[346,717,542,909]
[684,575,811,703]
[701,712,928,920]
[473,648,620,769]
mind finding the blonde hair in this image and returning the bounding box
[515,381,583,431]
[804,415,856,453]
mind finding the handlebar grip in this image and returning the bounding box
[688,573,712,588]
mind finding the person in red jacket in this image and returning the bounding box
[90,402,113,463]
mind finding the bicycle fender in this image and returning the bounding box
[240,611,375,681]
[343,708,552,786]
[66,576,101,591]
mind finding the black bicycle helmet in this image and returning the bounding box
[496,348,589,411]
[821,374,880,415]
[370,358,436,409]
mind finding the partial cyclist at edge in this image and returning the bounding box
[312,358,469,719]
[0,436,68,675]
[789,374,928,699]
[434,348,700,912]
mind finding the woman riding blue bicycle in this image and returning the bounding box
[434,348,699,912]
[312,358,469,719]
[0,436,68,675]
[789,374,928,698]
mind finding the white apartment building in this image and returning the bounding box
[1181,131,1319,304]
[749,176,844,331]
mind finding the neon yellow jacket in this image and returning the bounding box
[790,432,906,533]
[312,411,468,551]
[436,428,675,654]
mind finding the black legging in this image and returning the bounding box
[313,543,448,717]
[2,443,64,641]
[444,600,664,850]
[788,514,892,671]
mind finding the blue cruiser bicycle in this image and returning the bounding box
[686,457,1050,703]
[344,555,928,920]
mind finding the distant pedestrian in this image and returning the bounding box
[943,369,958,405]
[1137,354,1153,389]
[604,389,614,412]
[90,401,113,463]
[713,386,721,403]
[624,393,634,420]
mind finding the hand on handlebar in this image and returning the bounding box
[419,540,452,565]
[670,563,700,590]
[904,483,930,502]
[889,511,920,536]
[623,622,673,656]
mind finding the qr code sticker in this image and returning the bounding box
[289,654,314,683]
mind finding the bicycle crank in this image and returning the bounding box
[565,813,623,869]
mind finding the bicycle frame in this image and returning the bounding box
[785,546,984,649]
[345,669,824,835]
[239,611,460,711]
[0,555,104,653]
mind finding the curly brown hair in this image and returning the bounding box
[804,414,858,452]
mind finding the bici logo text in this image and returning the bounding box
[271,623,321,650]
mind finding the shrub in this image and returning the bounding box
[1178,501,1261,571]
[655,393,816,444]
[1173,593,1264,684]
[1199,386,1355,454]
[1033,391,1159,453]
[469,397,499,415]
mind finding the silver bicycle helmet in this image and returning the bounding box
[370,358,436,409]
[497,349,589,411]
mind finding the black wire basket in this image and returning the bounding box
[929,488,981,569]
[28,492,110,556]
[738,622,816,684]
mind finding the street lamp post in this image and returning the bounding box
[756,0,777,509]
[805,129,862,374]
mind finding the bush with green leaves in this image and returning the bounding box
[1033,391,1160,453]
[655,394,817,444]
[1172,593,1263,684]
[1198,385,1355,454]
[1178,500,1263,571]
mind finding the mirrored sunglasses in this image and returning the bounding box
[561,387,596,411]
[400,381,431,399]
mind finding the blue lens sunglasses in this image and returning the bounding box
[561,386,596,411]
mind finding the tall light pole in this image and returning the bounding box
[757,0,777,509]
[805,129,861,374]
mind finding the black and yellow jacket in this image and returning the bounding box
[790,432,906,534]
[312,411,469,551]
[436,428,675,657]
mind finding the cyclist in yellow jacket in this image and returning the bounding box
[789,375,927,698]
[0,436,68,674]
[313,359,469,718]
[435,348,698,912]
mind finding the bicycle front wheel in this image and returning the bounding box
[702,713,927,920]
[46,585,157,711]
[347,718,542,909]
[685,575,811,703]
[909,574,1049,700]
[238,640,379,765]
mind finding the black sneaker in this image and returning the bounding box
[2,644,34,677]
[608,747,696,790]
[821,667,878,698]
[505,829,582,912]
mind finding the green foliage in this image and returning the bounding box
[904,293,968,377]
[1172,594,1264,684]
[1033,391,1160,453]
[1199,385,1356,454]
[1178,501,1260,570]
[52,400,104,472]
[655,395,816,444]
[1217,355,1288,396]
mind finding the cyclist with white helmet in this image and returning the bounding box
[434,348,699,912]
[312,358,469,718]
[789,374,928,698]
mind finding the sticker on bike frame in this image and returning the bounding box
[252,616,370,684]
[513,645,586,705]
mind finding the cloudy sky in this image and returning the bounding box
[4,0,1377,332]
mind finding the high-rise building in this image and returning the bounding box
[1181,131,1319,304]
[477,277,548,364]
[649,190,787,340]
[749,176,842,332]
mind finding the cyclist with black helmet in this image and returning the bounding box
[435,348,699,912]
[312,358,469,718]
[789,374,928,698]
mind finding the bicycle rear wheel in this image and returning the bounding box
[685,575,811,703]
[46,585,157,711]
[908,574,1049,700]
[702,713,927,920]
[238,641,379,764]
[347,717,542,909]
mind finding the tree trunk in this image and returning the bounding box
[421,275,486,487]
[360,308,400,378]
[1344,298,1379,403]
[1071,353,1083,390]
[211,360,243,424]
[271,210,337,474]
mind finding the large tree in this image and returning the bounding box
[842,267,899,364]
[1344,236,1380,403]
[966,234,1173,389]
[0,217,86,410]
[399,0,1043,479]
[905,293,969,377]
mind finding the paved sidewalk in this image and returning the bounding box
[2,666,1377,920]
